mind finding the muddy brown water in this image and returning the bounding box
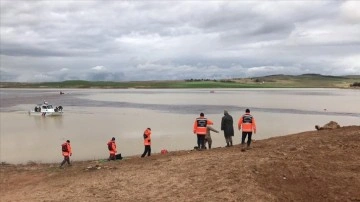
[1,88,359,164]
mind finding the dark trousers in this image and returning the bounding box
[108,153,116,161]
[241,132,253,146]
[197,134,205,149]
[141,145,151,157]
[60,156,70,167]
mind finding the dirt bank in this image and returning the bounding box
[1,126,359,202]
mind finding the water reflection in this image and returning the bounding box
[30,115,64,129]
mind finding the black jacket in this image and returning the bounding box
[221,113,234,137]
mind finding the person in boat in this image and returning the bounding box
[54,106,63,112]
[60,140,72,168]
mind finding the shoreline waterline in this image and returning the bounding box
[1,88,359,164]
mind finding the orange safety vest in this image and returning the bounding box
[143,128,151,146]
[62,143,72,157]
[238,113,256,132]
[108,140,117,154]
[193,117,213,135]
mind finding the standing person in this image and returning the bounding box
[107,137,117,161]
[60,140,72,168]
[221,110,234,147]
[141,128,152,158]
[238,109,257,150]
[193,112,213,150]
[204,125,219,149]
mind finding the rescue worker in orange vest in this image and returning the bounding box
[107,137,117,161]
[193,112,213,150]
[60,140,72,168]
[238,108,257,150]
[141,128,152,158]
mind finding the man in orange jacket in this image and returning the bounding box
[238,109,257,150]
[107,137,117,161]
[193,112,213,150]
[60,140,72,168]
[141,128,152,158]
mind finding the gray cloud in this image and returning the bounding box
[0,1,359,82]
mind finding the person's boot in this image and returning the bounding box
[230,141,233,147]
[226,142,230,147]
[241,144,246,152]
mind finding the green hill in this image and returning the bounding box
[0,74,359,88]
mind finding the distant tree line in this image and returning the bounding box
[185,79,217,82]
[350,82,360,87]
[185,79,235,83]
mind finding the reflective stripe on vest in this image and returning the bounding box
[242,114,253,123]
[196,118,207,135]
[241,114,254,132]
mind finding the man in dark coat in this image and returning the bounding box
[221,110,234,147]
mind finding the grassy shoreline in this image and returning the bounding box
[1,74,359,89]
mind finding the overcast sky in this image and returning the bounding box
[1,1,359,82]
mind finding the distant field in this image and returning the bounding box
[0,74,359,88]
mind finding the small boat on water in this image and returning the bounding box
[28,102,64,116]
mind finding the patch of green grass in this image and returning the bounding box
[1,74,359,88]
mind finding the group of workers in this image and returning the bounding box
[59,109,256,168]
[193,108,256,151]
[59,127,152,168]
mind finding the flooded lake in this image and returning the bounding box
[1,88,359,164]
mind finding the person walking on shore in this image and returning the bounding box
[107,137,117,161]
[238,109,257,151]
[141,128,152,158]
[60,140,72,168]
[204,125,219,149]
[221,110,234,147]
[193,112,214,150]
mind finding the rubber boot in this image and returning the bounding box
[241,144,246,152]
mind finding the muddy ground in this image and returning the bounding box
[1,126,359,202]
